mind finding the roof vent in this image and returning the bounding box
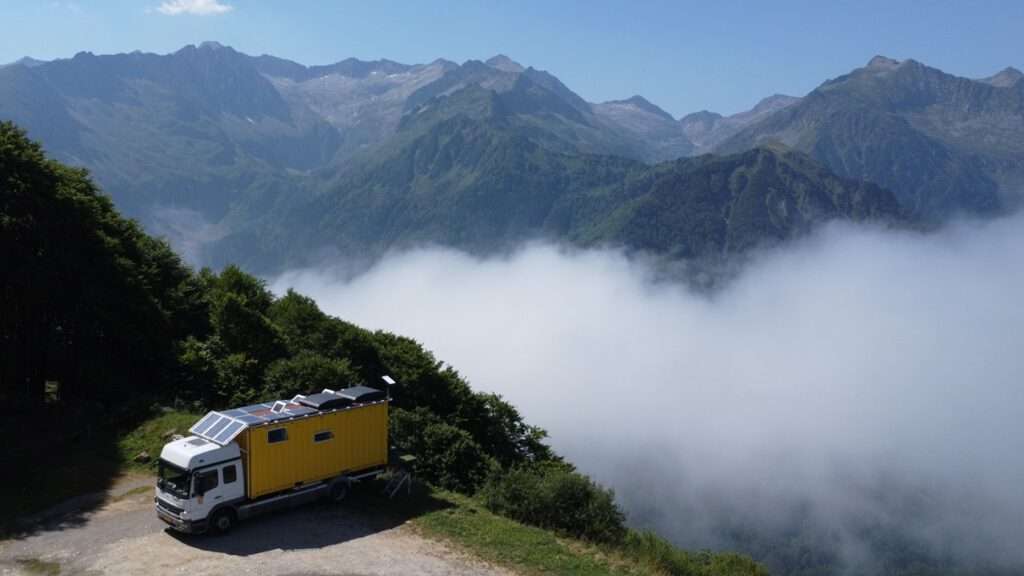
[271,401,288,413]
[297,392,352,411]
[337,386,386,403]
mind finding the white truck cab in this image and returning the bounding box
[155,436,245,533]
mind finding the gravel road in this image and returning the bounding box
[0,476,512,576]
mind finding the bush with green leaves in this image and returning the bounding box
[481,461,626,544]
[622,530,769,576]
[390,407,496,493]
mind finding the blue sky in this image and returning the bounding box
[2,0,1021,116]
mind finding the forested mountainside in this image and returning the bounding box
[716,56,1024,219]
[4,46,1019,273]
[0,44,690,235]
[212,93,900,272]
[0,119,545,496]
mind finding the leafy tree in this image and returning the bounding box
[263,352,360,400]
[213,352,263,408]
[210,291,285,363]
[390,407,495,492]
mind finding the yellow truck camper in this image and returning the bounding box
[234,393,388,498]
[155,385,396,534]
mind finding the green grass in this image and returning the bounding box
[1,410,200,532]
[14,558,61,575]
[413,491,642,576]
[116,410,203,473]
[410,492,767,576]
[620,531,768,576]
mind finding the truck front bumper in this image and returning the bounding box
[155,503,207,534]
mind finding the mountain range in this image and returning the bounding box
[1,44,1020,271]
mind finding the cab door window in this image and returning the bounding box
[222,464,237,484]
[194,469,219,496]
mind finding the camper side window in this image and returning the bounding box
[314,430,334,443]
[268,428,288,444]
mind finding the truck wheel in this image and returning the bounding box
[330,480,348,502]
[210,509,235,535]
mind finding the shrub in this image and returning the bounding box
[390,408,495,493]
[622,530,769,576]
[481,462,626,544]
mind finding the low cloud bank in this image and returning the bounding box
[273,216,1024,573]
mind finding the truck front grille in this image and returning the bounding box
[156,498,183,517]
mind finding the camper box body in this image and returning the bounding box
[236,399,388,498]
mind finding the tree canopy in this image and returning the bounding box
[1,121,552,492]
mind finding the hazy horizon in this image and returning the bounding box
[4,1,1023,116]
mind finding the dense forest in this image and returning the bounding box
[0,119,551,490]
[0,122,766,575]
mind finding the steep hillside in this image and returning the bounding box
[576,145,901,258]
[0,45,695,263]
[5,45,1018,271]
[593,95,695,161]
[717,56,1024,219]
[213,94,900,272]
[680,94,801,153]
[256,55,456,161]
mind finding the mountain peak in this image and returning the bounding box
[979,66,1024,87]
[10,56,47,68]
[604,95,675,121]
[198,40,228,51]
[486,54,524,73]
[866,55,902,70]
[750,94,800,114]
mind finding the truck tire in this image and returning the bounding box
[210,508,236,535]
[330,480,348,502]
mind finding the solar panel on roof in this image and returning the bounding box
[188,390,381,446]
[206,416,231,437]
[214,420,245,443]
[191,412,219,435]
[189,411,250,445]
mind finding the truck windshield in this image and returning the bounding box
[157,460,191,499]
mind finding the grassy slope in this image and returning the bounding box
[415,491,633,575]
[1,411,201,526]
[414,492,766,576]
[116,411,204,471]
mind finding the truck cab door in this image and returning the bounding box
[219,461,245,502]
[191,469,220,521]
[193,462,245,520]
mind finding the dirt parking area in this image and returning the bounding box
[0,477,512,576]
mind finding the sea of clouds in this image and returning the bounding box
[272,214,1024,573]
